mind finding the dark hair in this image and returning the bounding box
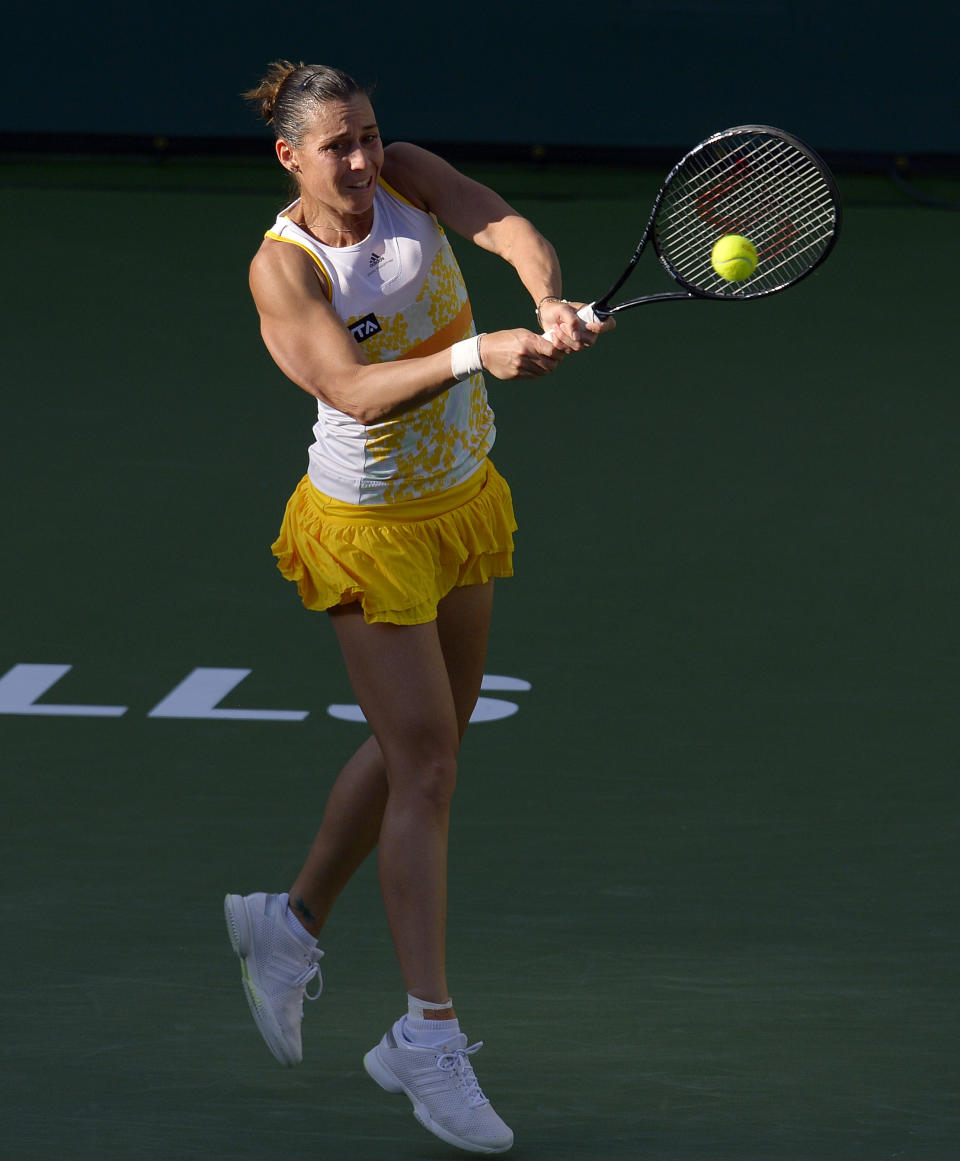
[243,60,369,146]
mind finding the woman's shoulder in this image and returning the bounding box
[381,142,449,214]
[249,228,331,303]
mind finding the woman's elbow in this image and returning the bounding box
[311,384,388,426]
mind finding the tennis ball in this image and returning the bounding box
[711,234,758,281]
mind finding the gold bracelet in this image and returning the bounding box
[535,295,566,328]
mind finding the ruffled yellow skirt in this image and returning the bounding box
[271,460,517,625]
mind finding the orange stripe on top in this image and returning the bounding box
[395,298,474,362]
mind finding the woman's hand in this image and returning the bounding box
[479,329,568,380]
[537,298,615,350]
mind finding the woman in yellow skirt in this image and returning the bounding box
[224,61,608,1155]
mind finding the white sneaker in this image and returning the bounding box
[364,1018,514,1155]
[224,892,323,1066]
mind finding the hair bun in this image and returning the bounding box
[242,59,305,126]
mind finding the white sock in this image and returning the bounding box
[403,994,461,1047]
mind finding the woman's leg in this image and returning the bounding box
[328,610,458,1002]
[287,583,494,972]
[320,582,494,1001]
[353,584,514,1153]
[287,734,389,936]
[435,578,495,737]
[226,583,495,1071]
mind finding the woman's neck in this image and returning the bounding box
[295,197,374,247]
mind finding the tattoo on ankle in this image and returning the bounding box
[293,896,316,923]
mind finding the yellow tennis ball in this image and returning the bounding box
[711,234,758,281]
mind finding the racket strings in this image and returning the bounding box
[677,137,826,215]
[668,175,833,285]
[663,153,835,290]
[668,149,831,258]
[655,133,838,297]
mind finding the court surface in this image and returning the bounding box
[1,155,958,1160]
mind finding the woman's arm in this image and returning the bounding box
[382,143,605,346]
[250,238,563,424]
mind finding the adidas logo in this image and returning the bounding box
[369,251,384,268]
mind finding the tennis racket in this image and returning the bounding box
[545,124,841,334]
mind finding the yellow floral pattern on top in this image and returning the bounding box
[265,182,495,505]
[360,243,490,502]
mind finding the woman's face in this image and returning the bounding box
[281,94,384,222]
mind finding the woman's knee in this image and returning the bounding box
[387,745,459,812]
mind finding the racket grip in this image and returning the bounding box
[541,302,601,342]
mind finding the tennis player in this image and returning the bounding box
[224,60,607,1155]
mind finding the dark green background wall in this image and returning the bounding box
[7,1,958,155]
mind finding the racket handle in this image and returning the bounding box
[541,302,601,342]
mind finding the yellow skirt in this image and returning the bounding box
[271,460,517,625]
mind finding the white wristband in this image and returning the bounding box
[450,334,485,381]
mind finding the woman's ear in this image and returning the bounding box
[276,138,300,174]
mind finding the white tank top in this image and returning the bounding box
[265,181,495,504]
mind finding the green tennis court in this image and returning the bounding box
[2,155,958,1160]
